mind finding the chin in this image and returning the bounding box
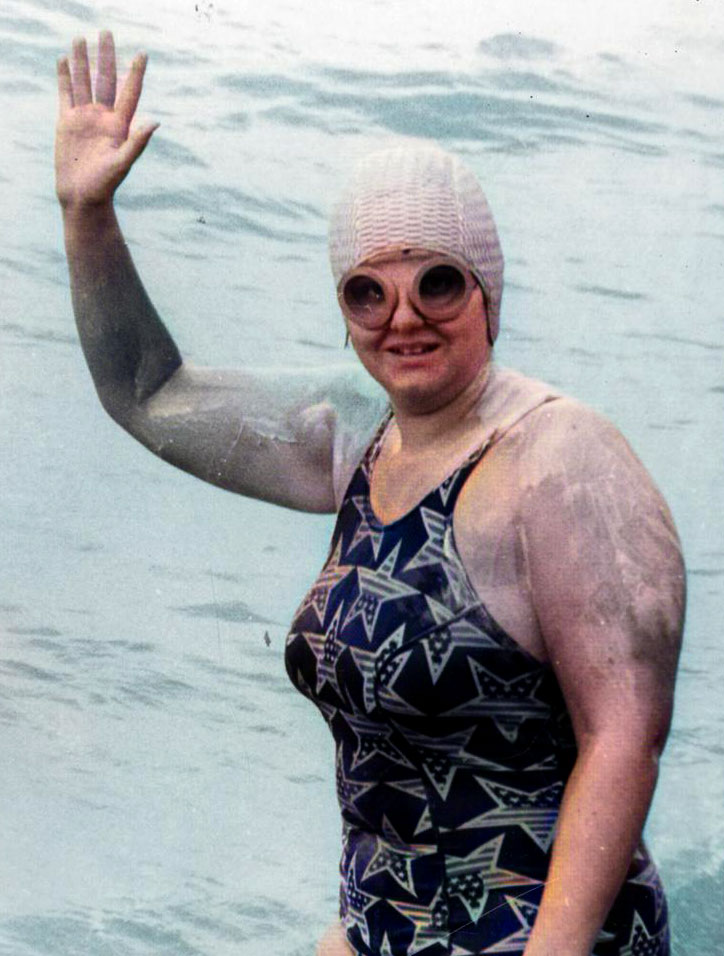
[386,379,461,415]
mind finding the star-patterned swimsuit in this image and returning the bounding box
[285,405,670,956]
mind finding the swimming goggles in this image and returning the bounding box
[337,255,480,329]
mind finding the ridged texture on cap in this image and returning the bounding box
[329,144,504,341]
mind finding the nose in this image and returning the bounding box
[387,288,426,331]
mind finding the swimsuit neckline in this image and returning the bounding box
[363,407,495,531]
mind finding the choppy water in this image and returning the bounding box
[1,0,723,953]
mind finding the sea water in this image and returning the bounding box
[0,0,723,952]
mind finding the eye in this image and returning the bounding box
[344,275,386,311]
[418,264,466,303]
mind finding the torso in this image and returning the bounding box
[287,369,670,955]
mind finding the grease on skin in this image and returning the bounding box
[518,403,685,689]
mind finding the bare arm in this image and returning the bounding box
[56,33,379,512]
[518,402,685,956]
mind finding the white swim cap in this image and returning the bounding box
[329,144,504,342]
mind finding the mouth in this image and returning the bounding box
[387,344,439,356]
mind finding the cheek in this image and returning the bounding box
[346,328,384,362]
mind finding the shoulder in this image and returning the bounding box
[509,386,685,641]
[497,380,656,503]
[481,367,647,491]
[325,364,389,508]
[486,370,685,599]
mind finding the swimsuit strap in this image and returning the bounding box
[432,393,562,518]
[360,406,394,480]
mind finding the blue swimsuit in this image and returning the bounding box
[285,409,670,956]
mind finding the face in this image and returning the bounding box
[342,253,491,415]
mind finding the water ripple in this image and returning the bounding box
[1,659,64,683]
[0,13,55,36]
[682,92,724,111]
[1,321,76,346]
[574,284,647,301]
[119,184,322,242]
[21,0,94,21]
[174,599,277,625]
[626,331,724,352]
[477,33,562,60]
[145,135,208,170]
[249,72,668,155]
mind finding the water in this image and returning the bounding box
[1,0,723,952]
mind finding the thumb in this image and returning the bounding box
[120,122,160,166]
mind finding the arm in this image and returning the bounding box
[518,402,685,956]
[56,33,380,512]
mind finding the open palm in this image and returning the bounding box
[55,31,157,208]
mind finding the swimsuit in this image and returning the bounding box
[285,406,670,956]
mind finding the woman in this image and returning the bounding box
[55,32,684,956]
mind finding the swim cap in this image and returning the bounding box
[329,144,504,342]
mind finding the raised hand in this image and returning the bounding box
[55,31,158,209]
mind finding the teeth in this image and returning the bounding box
[394,346,432,355]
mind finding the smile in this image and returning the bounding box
[388,344,438,356]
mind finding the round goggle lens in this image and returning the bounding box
[417,264,467,313]
[343,274,388,324]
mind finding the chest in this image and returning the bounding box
[285,479,551,740]
[370,440,547,662]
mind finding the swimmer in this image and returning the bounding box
[56,31,684,956]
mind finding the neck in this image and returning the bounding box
[390,361,496,452]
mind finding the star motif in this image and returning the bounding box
[402,508,476,610]
[399,724,480,800]
[342,850,381,949]
[379,931,394,955]
[362,836,416,896]
[425,593,456,626]
[335,745,377,816]
[628,862,667,931]
[393,883,450,954]
[445,834,541,926]
[523,754,558,771]
[345,495,385,561]
[361,816,436,896]
[403,506,448,572]
[422,625,454,684]
[438,440,492,508]
[382,812,437,853]
[402,724,512,801]
[440,527,482,608]
[620,910,669,956]
[438,470,460,507]
[299,603,348,701]
[415,598,501,686]
[460,778,563,852]
[478,893,539,953]
[384,777,434,837]
[351,624,410,714]
[443,659,549,741]
[291,537,353,627]
[344,542,418,642]
[345,711,415,771]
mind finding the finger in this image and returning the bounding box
[118,122,159,167]
[95,29,116,108]
[57,56,74,113]
[71,36,93,106]
[116,53,148,130]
